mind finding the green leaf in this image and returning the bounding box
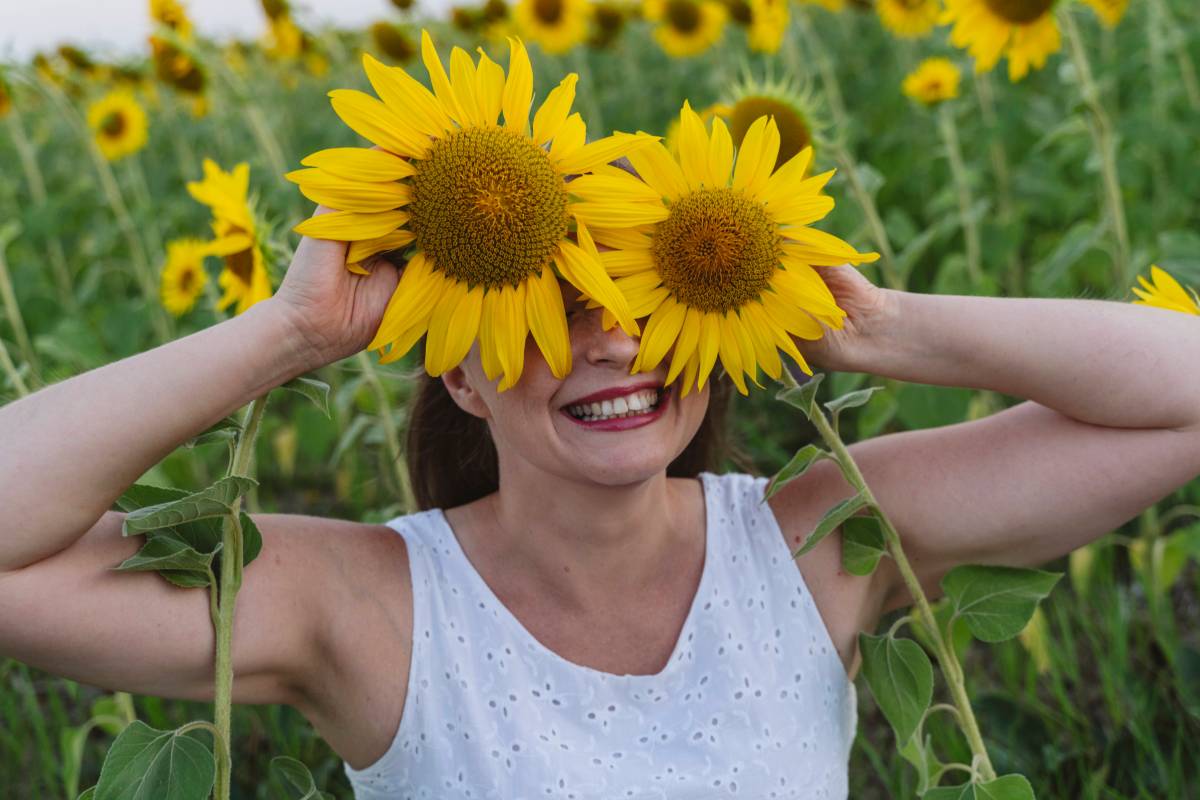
[116,484,189,513]
[896,383,972,431]
[793,493,868,557]
[764,445,828,501]
[77,789,95,800]
[858,632,933,747]
[114,531,218,576]
[94,721,215,800]
[281,375,331,419]
[121,476,257,536]
[183,416,241,448]
[841,515,888,576]
[825,385,886,414]
[857,390,898,439]
[898,732,940,795]
[776,372,825,419]
[270,756,334,800]
[924,774,1036,800]
[156,570,213,589]
[941,565,1062,643]
[240,511,263,568]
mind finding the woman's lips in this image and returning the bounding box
[560,386,671,431]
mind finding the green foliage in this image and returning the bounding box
[92,722,214,800]
[859,632,934,747]
[941,566,1063,643]
[120,476,256,535]
[924,774,1036,800]
[841,515,888,576]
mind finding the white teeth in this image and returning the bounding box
[601,399,614,415]
[627,393,645,411]
[566,388,663,422]
[612,396,629,413]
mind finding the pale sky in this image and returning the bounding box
[0,0,449,60]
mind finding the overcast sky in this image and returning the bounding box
[0,0,447,60]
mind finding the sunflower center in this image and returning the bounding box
[224,226,255,284]
[666,0,702,33]
[534,0,565,24]
[179,266,196,292]
[983,0,1054,24]
[652,187,780,313]
[101,111,127,138]
[729,96,811,171]
[410,127,568,290]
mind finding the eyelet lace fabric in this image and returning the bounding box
[344,471,857,799]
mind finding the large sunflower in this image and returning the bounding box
[86,90,149,162]
[187,160,273,315]
[1131,265,1200,316]
[160,238,211,316]
[877,0,942,39]
[513,0,592,54]
[643,0,728,58]
[941,0,1061,82]
[573,102,878,396]
[288,32,650,390]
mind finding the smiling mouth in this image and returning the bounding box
[564,387,666,422]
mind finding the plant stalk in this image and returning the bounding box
[356,352,416,513]
[0,228,40,386]
[936,104,983,290]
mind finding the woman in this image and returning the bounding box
[1,209,1198,798]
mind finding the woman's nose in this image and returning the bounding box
[575,307,641,368]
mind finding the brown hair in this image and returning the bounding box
[403,341,744,511]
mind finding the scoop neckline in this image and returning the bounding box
[432,472,714,682]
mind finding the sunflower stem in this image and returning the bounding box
[776,367,998,781]
[936,104,983,291]
[0,335,29,398]
[3,106,77,312]
[972,71,1023,296]
[125,155,165,260]
[1060,7,1130,286]
[356,352,417,514]
[0,225,41,388]
[211,393,267,800]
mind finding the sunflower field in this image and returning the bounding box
[2,0,1200,797]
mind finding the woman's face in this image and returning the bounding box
[445,279,710,487]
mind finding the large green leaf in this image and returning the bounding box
[114,531,218,576]
[116,484,189,513]
[924,774,1036,800]
[280,375,331,419]
[941,565,1062,643]
[94,721,215,800]
[121,476,256,535]
[183,416,241,449]
[858,632,933,747]
[841,515,888,576]
[269,756,335,800]
[776,372,825,420]
[793,493,868,557]
[764,444,829,501]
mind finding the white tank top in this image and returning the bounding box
[344,471,858,799]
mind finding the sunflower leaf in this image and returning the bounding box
[793,493,868,557]
[776,371,825,420]
[269,756,335,800]
[280,376,331,419]
[113,531,218,577]
[93,721,215,800]
[841,515,889,576]
[858,632,933,748]
[121,477,256,536]
[183,415,241,448]
[941,565,1062,643]
[764,444,829,501]
[824,385,887,435]
[924,774,1036,800]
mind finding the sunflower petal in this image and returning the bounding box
[732,116,779,195]
[550,113,586,163]
[554,243,639,338]
[502,37,533,134]
[782,229,879,266]
[426,279,483,376]
[294,209,409,241]
[526,264,572,379]
[286,169,412,213]
[347,229,416,263]
[421,30,465,125]
[300,147,416,182]
[626,139,688,201]
[361,52,452,136]
[567,172,664,205]
[474,48,505,126]
[665,306,702,386]
[496,282,529,390]
[555,132,657,174]
[677,101,712,189]
[756,144,814,206]
[696,311,721,387]
[532,74,579,147]
[368,253,443,349]
[632,296,686,373]
[741,302,783,380]
[717,312,748,395]
[329,89,428,157]
[708,117,734,187]
[479,291,504,381]
[599,248,656,277]
[571,200,670,228]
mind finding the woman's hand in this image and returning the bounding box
[797,263,897,373]
[270,205,402,369]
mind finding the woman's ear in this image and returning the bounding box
[441,364,490,419]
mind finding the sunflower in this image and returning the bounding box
[187,160,273,315]
[941,0,1061,82]
[574,102,879,396]
[1083,0,1127,28]
[160,239,211,316]
[877,0,941,39]
[514,0,591,54]
[371,21,417,64]
[265,14,304,60]
[149,0,193,39]
[713,72,821,171]
[1131,265,1200,316]
[87,90,149,161]
[747,0,789,53]
[902,57,961,105]
[288,32,651,389]
[589,1,629,48]
[643,0,728,58]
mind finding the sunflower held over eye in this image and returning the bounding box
[575,102,878,396]
[514,0,592,54]
[902,58,961,105]
[643,0,728,58]
[187,160,273,315]
[877,0,942,39]
[941,0,1061,82]
[288,32,652,390]
[1130,265,1200,316]
[160,238,211,316]
[87,90,149,161]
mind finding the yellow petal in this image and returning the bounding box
[782,229,879,266]
[740,302,783,379]
[329,89,428,158]
[626,139,688,202]
[361,52,452,136]
[286,169,412,213]
[449,46,484,128]
[716,312,748,394]
[555,132,657,175]
[502,37,533,134]
[554,242,639,338]
[632,295,686,373]
[526,264,572,379]
[479,291,505,381]
[732,116,779,195]
[567,173,663,205]
[424,279,475,376]
[474,47,505,126]
[760,289,826,340]
[676,100,712,189]
[665,306,702,385]
[590,226,655,251]
[550,113,586,163]
[368,253,443,349]
[756,144,814,206]
[729,311,762,390]
[600,248,657,277]
[680,351,701,397]
[294,209,410,241]
[347,229,416,263]
[377,313,433,364]
[708,117,734,187]
[496,282,529,390]
[571,200,670,229]
[532,74,578,147]
[421,30,465,125]
[300,147,416,182]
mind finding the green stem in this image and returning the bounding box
[1060,8,1129,286]
[972,71,1023,296]
[778,369,997,781]
[356,352,416,513]
[936,104,983,290]
[125,156,165,261]
[211,394,268,800]
[0,335,29,397]
[0,226,40,386]
[176,720,230,793]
